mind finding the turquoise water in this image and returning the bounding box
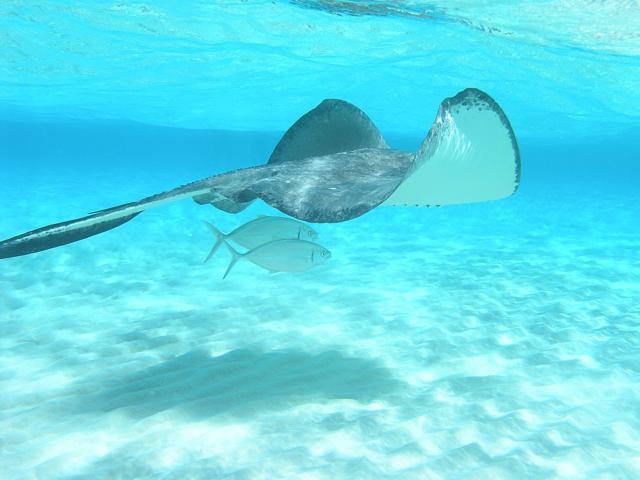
[1,2,639,479]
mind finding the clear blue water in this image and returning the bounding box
[1,2,639,479]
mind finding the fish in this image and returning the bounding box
[203,216,318,263]
[0,88,520,260]
[222,239,331,279]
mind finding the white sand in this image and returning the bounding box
[1,170,639,479]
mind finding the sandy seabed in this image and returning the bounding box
[1,170,639,479]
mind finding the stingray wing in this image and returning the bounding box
[383,88,521,207]
[268,99,388,164]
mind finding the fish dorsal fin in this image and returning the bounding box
[268,99,388,165]
[384,88,520,207]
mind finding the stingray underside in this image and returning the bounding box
[384,88,520,207]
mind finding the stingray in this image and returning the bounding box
[0,88,520,259]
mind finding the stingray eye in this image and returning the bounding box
[308,230,313,237]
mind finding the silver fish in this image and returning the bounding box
[203,216,318,263]
[223,239,331,279]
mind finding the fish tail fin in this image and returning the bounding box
[222,242,242,279]
[203,221,226,263]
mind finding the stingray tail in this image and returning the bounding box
[203,221,227,263]
[0,211,141,259]
[0,179,213,260]
[222,242,242,279]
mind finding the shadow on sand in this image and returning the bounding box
[71,349,401,419]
